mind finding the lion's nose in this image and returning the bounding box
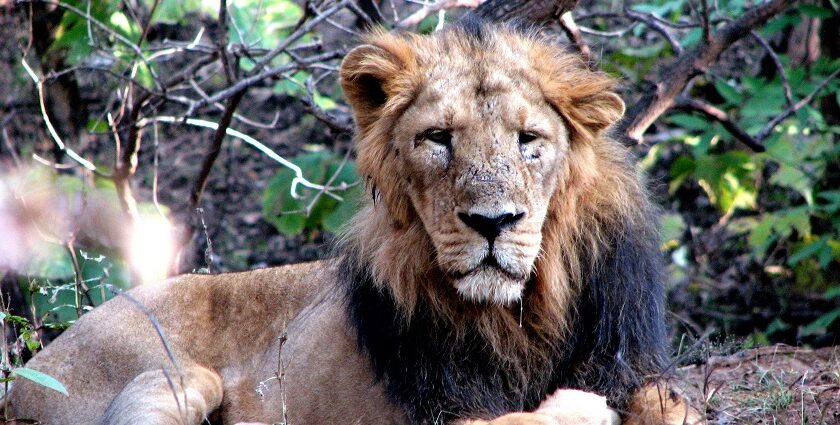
[458,211,524,242]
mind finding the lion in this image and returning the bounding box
[7,21,699,425]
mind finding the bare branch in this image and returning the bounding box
[139,116,355,199]
[398,0,482,28]
[248,0,351,75]
[617,0,796,146]
[188,49,345,115]
[20,59,96,171]
[301,76,353,134]
[217,0,234,84]
[558,12,592,62]
[755,67,840,142]
[675,96,765,152]
[750,30,794,107]
[465,0,580,23]
[624,8,683,55]
[190,90,247,207]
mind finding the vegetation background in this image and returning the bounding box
[0,0,838,422]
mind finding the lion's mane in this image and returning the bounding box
[337,20,667,423]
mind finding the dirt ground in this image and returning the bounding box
[675,345,840,424]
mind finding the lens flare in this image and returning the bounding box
[129,214,175,285]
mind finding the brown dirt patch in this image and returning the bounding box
[676,345,840,424]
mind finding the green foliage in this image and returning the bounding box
[660,46,840,337]
[263,151,362,237]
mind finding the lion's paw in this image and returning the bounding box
[533,389,621,425]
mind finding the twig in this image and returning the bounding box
[20,59,97,171]
[105,284,186,419]
[19,0,163,90]
[675,96,765,152]
[187,49,345,115]
[558,12,592,62]
[248,0,350,75]
[754,67,840,142]
[217,0,234,84]
[139,116,353,199]
[397,0,482,28]
[300,76,353,134]
[617,0,797,146]
[749,30,793,107]
[624,8,684,55]
[190,90,247,207]
[465,0,580,23]
[136,0,160,47]
[577,24,637,38]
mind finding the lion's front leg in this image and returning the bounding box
[459,389,620,425]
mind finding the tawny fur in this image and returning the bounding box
[7,25,699,425]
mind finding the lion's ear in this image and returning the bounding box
[531,47,625,140]
[570,91,625,134]
[340,36,416,132]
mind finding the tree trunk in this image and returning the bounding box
[466,0,580,23]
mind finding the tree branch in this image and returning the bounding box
[616,0,796,146]
[675,96,765,152]
[465,0,580,23]
[189,90,247,208]
[558,12,592,62]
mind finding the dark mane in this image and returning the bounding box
[339,207,667,423]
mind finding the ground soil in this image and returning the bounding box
[676,345,840,424]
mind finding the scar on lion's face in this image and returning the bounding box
[341,27,625,305]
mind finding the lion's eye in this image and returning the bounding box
[421,129,452,146]
[518,131,539,144]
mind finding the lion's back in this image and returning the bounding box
[7,260,330,423]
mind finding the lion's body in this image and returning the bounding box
[8,21,698,425]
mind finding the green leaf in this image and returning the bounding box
[801,308,840,336]
[769,164,814,205]
[262,151,360,237]
[668,155,695,194]
[669,113,709,131]
[788,237,828,266]
[13,368,69,396]
[825,287,840,299]
[798,4,835,18]
[659,213,686,248]
[714,80,742,105]
[748,214,776,257]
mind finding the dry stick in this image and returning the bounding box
[300,76,353,133]
[20,59,97,171]
[750,30,793,107]
[466,0,580,23]
[624,8,684,55]
[617,0,796,146]
[136,0,161,48]
[141,116,348,199]
[190,90,247,208]
[558,12,592,63]
[117,53,219,210]
[397,0,483,28]
[247,0,351,76]
[19,0,163,90]
[754,67,840,142]
[187,49,345,115]
[217,0,234,84]
[675,96,765,152]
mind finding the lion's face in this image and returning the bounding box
[340,25,625,306]
[392,59,568,305]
